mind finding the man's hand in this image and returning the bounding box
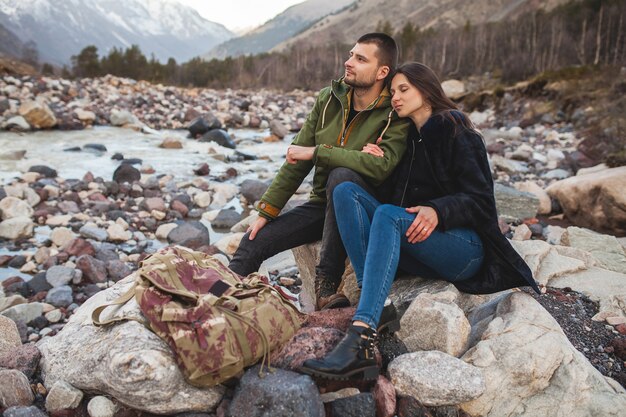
[286,145,315,164]
[361,143,384,158]
[247,216,268,240]
[405,206,438,243]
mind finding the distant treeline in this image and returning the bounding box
[63,0,624,89]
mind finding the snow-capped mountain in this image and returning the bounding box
[0,0,234,65]
[204,0,355,59]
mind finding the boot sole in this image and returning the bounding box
[299,364,379,381]
[377,318,400,333]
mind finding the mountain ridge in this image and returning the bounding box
[0,0,234,65]
[204,0,355,60]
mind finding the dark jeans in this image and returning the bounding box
[229,168,375,284]
[334,182,484,328]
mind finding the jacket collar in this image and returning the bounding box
[330,77,391,111]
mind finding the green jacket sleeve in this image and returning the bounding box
[314,118,409,186]
[256,89,329,219]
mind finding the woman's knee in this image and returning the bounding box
[373,204,400,221]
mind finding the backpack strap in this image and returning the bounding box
[92,282,143,326]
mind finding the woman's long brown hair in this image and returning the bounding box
[394,62,476,134]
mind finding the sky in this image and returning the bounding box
[178,0,305,33]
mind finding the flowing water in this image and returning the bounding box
[0,127,295,281]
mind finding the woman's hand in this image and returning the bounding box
[286,145,315,164]
[361,143,385,158]
[247,216,268,240]
[405,206,438,243]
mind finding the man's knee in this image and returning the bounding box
[326,167,364,197]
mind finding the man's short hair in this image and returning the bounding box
[356,32,398,70]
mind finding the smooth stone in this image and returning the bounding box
[45,381,84,412]
[45,286,73,308]
[87,396,116,417]
[389,350,485,406]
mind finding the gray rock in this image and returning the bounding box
[542,169,571,180]
[490,154,530,173]
[27,165,57,178]
[494,183,539,221]
[0,369,34,407]
[389,351,485,406]
[4,116,30,131]
[1,303,43,324]
[329,393,375,417]
[46,266,78,288]
[167,221,210,249]
[106,260,132,282]
[45,381,84,412]
[87,396,116,417]
[227,365,324,417]
[112,164,140,183]
[79,225,108,241]
[199,129,236,149]
[2,406,47,417]
[211,209,241,229]
[269,120,290,139]
[45,286,73,308]
[26,272,52,294]
[240,179,269,204]
[110,110,138,126]
[396,292,471,357]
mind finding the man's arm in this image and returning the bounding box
[256,88,329,219]
[313,117,409,186]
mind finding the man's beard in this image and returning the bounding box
[344,72,377,89]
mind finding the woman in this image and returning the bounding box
[299,62,539,380]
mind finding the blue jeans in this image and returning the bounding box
[334,183,484,329]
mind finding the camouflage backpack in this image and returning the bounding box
[92,245,303,387]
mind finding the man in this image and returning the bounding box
[229,33,409,310]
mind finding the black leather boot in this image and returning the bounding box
[377,302,400,333]
[315,276,350,310]
[299,324,379,380]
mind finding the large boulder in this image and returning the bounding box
[18,100,57,129]
[561,226,626,274]
[37,275,225,414]
[546,166,626,236]
[460,292,626,417]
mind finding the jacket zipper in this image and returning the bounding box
[400,134,418,206]
[333,89,382,147]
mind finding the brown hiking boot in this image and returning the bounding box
[315,276,350,311]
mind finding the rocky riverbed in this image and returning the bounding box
[1,73,626,417]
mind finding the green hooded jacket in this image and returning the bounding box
[256,78,410,219]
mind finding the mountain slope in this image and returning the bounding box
[273,0,570,51]
[204,0,355,59]
[0,0,234,65]
[0,20,23,59]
